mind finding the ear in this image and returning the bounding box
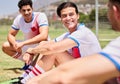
[113,5,120,20]
[19,9,21,13]
[77,13,80,20]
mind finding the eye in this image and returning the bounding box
[27,9,31,12]
[69,12,74,16]
[61,14,67,18]
[22,9,26,12]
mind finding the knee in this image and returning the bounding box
[2,42,9,52]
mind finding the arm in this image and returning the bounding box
[7,28,19,49]
[16,26,49,50]
[26,54,120,84]
[16,13,49,48]
[20,26,49,45]
[27,38,77,55]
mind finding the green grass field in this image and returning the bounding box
[0,25,120,83]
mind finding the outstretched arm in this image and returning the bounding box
[26,38,77,55]
[26,54,119,84]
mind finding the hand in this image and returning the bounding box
[23,52,34,65]
[15,42,24,51]
[31,41,55,55]
[12,42,22,52]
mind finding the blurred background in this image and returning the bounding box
[1,0,119,83]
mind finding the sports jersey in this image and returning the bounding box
[99,37,120,71]
[11,12,49,40]
[11,12,49,54]
[54,23,101,58]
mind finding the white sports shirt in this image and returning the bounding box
[54,23,101,57]
[100,37,120,71]
[11,12,49,40]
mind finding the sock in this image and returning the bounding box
[21,64,45,83]
[12,52,23,61]
[20,65,33,78]
[22,63,30,70]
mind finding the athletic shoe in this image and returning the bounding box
[11,77,23,80]
[10,77,23,84]
[10,80,22,84]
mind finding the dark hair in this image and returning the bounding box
[18,0,33,9]
[57,2,78,17]
[109,0,120,5]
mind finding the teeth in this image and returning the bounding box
[66,22,72,24]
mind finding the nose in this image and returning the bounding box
[66,15,71,20]
[25,10,29,14]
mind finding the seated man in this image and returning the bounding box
[26,0,120,84]
[13,1,101,84]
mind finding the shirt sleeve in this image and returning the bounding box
[37,13,49,27]
[54,32,69,42]
[11,15,20,30]
[68,30,86,46]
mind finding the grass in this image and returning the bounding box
[0,25,120,82]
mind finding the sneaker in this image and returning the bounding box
[11,77,23,80]
[10,80,22,84]
[10,77,23,84]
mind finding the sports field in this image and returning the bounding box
[0,25,120,83]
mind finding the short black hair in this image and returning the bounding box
[18,0,33,9]
[109,0,120,5]
[57,2,78,17]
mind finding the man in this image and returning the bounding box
[26,0,120,84]
[17,1,101,84]
[2,0,49,71]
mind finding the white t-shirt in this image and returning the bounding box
[54,23,101,57]
[11,12,49,40]
[100,37,120,71]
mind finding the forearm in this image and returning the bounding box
[7,34,16,46]
[26,39,76,55]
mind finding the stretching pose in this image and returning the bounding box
[13,1,101,84]
[26,0,120,84]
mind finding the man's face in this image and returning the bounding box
[107,2,120,31]
[19,5,33,22]
[60,7,79,32]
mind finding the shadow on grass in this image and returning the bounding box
[4,67,23,74]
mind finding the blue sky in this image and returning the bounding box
[0,0,19,16]
[0,0,58,17]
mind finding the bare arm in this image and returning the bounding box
[21,26,49,45]
[26,54,120,84]
[27,38,77,55]
[7,28,18,48]
[15,26,48,51]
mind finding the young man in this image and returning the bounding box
[26,0,120,84]
[2,0,49,70]
[13,1,102,84]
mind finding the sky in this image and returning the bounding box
[0,0,58,17]
[0,0,19,17]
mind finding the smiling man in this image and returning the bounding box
[2,0,49,78]
[26,0,120,84]
[14,1,102,84]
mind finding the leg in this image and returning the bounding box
[2,41,17,56]
[54,51,74,66]
[21,51,74,83]
[26,54,120,84]
[21,54,57,83]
